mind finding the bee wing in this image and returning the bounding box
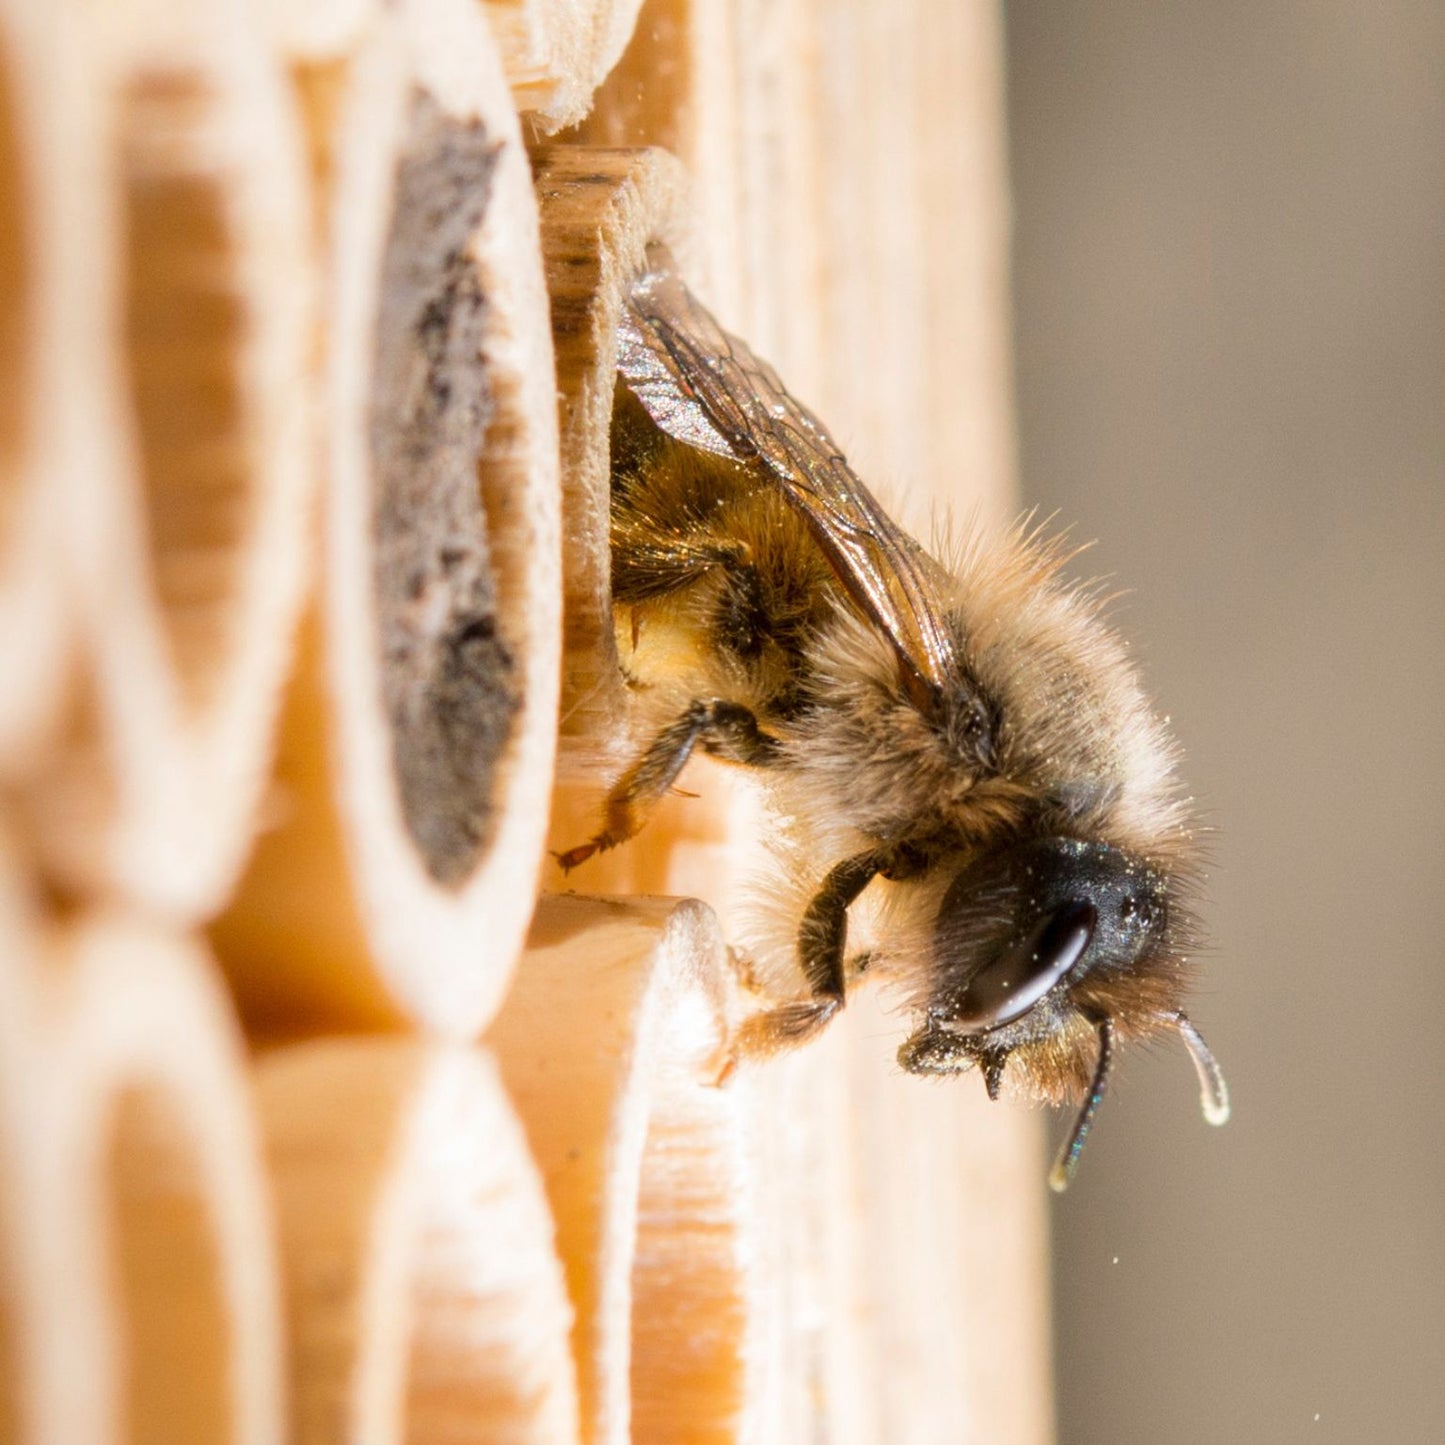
[617,250,958,697]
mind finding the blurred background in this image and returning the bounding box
[1004,3,1445,1442]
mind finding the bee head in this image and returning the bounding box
[897,836,1227,1190]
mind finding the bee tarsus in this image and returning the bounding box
[557,699,782,870]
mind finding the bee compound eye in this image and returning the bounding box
[954,899,1098,1029]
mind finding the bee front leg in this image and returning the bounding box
[554,699,780,871]
[730,850,883,1060]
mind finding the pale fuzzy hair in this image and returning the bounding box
[943,517,1196,861]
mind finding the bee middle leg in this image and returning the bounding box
[730,849,883,1059]
[554,699,780,871]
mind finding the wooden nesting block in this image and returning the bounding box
[0,896,283,1445]
[482,0,645,131]
[490,894,762,1445]
[212,0,561,1038]
[19,0,314,922]
[257,1039,580,1445]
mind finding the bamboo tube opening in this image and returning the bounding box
[0,1,75,773]
[531,144,741,899]
[357,0,562,911]
[399,1058,580,1445]
[533,144,690,750]
[27,4,313,920]
[32,919,285,1445]
[119,69,252,717]
[258,1041,579,1445]
[105,1083,232,1445]
[214,0,560,1036]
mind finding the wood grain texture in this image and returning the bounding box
[0,2,1044,1443]
[490,895,762,1445]
[482,0,646,130]
[211,0,561,1038]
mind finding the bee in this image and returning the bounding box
[557,246,1228,1189]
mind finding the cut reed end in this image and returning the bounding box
[258,1038,580,1445]
[491,894,762,1445]
[214,0,560,1038]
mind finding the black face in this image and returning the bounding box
[898,836,1223,1192]
[928,837,1169,1038]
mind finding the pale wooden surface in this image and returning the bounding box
[482,0,646,130]
[0,0,79,770]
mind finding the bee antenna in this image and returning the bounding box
[983,1053,1006,1101]
[1048,1016,1115,1194]
[1173,1011,1231,1126]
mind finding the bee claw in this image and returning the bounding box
[551,843,598,873]
[729,997,842,1063]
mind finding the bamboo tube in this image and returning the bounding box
[0,0,81,771]
[18,0,313,923]
[0,908,283,1445]
[211,0,561,1038]
[481,0,644,131]
[489,894,762,1445]
[256,1038,580,1445]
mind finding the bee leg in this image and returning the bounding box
[553,699,780,871]
[729,850,883,1059]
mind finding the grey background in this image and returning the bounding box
[1004,4,1445,1443]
